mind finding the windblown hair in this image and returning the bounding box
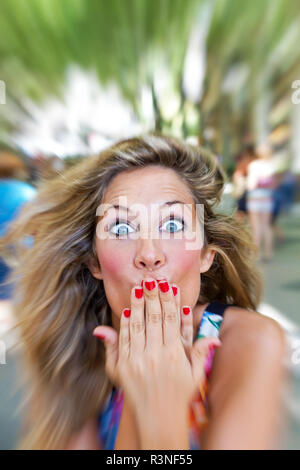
[0,134,263,449]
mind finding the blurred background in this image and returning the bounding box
[0,0,299,449]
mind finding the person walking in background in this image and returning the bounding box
[271,170,298,244]
[0,152,36,302]
[232,145,257,222]
[246,143,277,262]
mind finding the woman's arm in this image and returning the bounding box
[134,400,190,450]
[200,310,288,450]
[114,397,141,449]
[65,417,102,450]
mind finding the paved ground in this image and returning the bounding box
[0,204,299,449]
[260,211,300,326]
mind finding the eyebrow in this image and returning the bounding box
[100,200,186,218]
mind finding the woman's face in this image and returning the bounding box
[90,165,215,331]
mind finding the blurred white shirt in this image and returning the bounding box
[246,159,276,191]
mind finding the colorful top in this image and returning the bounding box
[98,300,234,450]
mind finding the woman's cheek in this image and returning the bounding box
[165,240,201,271]
[165,242,201,305]
[97,240,129,277]
[96,242,132,316]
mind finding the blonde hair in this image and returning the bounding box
[0,133,263,449]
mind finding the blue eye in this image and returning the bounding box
[160,217,185,233]
[109,219,135,237]
[108,216,185,237]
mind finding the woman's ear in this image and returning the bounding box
[87,258,103,280]
[199,248,215,273]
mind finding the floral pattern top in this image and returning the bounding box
[98,301,233,450]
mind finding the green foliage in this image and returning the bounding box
[0,0,299,160]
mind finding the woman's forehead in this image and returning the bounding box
[102,166,194,206]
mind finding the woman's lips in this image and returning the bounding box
[140,278,167,286]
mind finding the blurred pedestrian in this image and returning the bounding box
[232,144,256,222]
[0,151,36,301]
[271,170,298,244]
[246,143,277,262]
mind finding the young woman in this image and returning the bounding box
[0,134,287,450]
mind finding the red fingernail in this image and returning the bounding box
[158,281,169,293]
[172,286,177,296]
[123,308,131,318]
[135,288,143,299]
[183,306,190,315]
[145,280,156,291]
[94,333,105,340]
[209,343,220,353]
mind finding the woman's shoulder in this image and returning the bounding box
[213,306,286,387]
[206,305,286,409]
[220,305,285,344]
[195,302,275,339]
[196,302,284,346]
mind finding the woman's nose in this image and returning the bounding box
[134,238,166,271]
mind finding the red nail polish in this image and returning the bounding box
[209,343,220,354]
[123,308,131,318]
[145,280,156,291]
[183,306,190,315]
[172,286,177,296]
[158,281,169,293]
[95,333,105,340]
[135,288,143,299]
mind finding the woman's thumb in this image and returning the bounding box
[190,337,221,386]
[93,326,119,382]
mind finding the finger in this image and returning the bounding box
[93,325,120,383]
[129,285,145,355]
[190,336,221,388]
[143,278,163,349]
[171,283,180,323]
[174,285,191,358]
[158,280,180,346]
[180,304,194,355]
[118,306,131,359]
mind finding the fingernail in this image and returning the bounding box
[123,308,131,318]
[172,286,178,296]
[209,343,221,353]
[183,306,190,315]
[135,287,143,299]
[158,281,169,293]
[94,332,106,341]
[145,280,156,291]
